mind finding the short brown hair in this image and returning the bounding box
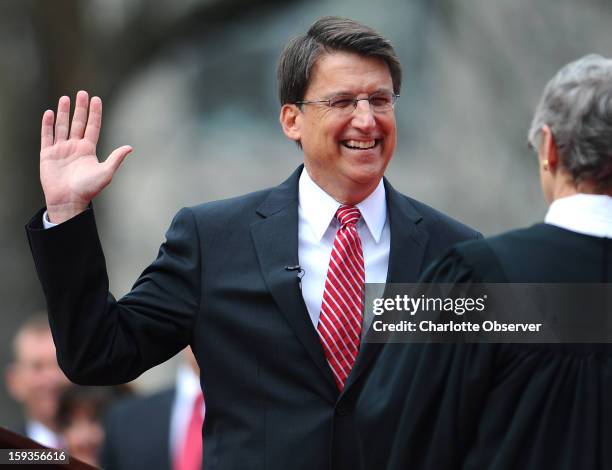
[277,16,402,105]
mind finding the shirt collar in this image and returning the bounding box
[544,193,612,237]
[26,421,62,448]
[298,168,387,242]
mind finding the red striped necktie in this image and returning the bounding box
[317,205,365,390]
[174,392,204,470]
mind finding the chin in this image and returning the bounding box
[345,168,385,188]
[349,156,388,176]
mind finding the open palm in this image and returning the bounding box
[40,91,132,223]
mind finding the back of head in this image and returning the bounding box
[528,54,612,190]
[277,16,402,105]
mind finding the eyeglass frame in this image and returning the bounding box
[295,92,400,113]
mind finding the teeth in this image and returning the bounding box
[344,140,376,149]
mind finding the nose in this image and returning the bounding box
[351,99,376,132]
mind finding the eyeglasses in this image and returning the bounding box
[295,92,399,114]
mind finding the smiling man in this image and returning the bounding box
[280,49,397,205]
[27,17,479,470]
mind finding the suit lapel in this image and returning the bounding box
[343,179,430,393]
[384,179,429,284]
[250,167,338,396]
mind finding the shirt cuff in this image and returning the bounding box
[42,210,59,229]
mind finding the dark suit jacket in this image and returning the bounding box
[356,223,612,470]
[100,388,175,470]
[26,166,480,470]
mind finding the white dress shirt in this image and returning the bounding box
[169,364,204,460]
[544,194,612,237]
[298,169,390,327]
[26,420,63,449]
[42,211,56,229]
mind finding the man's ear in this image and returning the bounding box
[279,104,302,142]
[540,124,559,170]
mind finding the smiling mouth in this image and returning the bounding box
[342,139,378,150]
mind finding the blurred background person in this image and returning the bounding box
[56,385,117,467]
[358,54,612,470]
[4,314,70,448]
[100,348,203,470]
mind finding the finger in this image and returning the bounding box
[70,90,89,139]
[84,96,102,145]
[102,145,133,178]
[54,96,70,142]
[41,110,55,151]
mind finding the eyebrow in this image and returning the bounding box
[320,88,394,99]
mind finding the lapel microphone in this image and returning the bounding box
[284,265,305,288]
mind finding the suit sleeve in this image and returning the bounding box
[418,247,477,283]
[26,206,201,385]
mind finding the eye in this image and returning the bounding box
[330,97,355,109]
[369,94,393,108]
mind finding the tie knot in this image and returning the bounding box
[336,205,361,227]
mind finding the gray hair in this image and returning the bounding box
[528,54,612,187]
[277,16,402,105]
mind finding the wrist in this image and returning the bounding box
[45,202,89,224]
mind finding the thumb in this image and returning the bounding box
[103,145,133,177]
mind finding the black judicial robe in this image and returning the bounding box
[356,223,612,470]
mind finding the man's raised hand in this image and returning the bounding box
[40,90,132,224]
